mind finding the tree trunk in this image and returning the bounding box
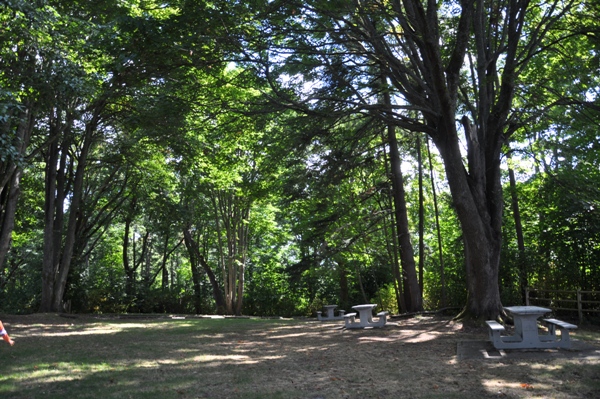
[338,260,349,310]
[382,83,422,312]
[507,152,527,302]
[0,106,34,271]
[188,248,203,315]
[183,227,226,314]
[0,169,21,276]
[417,135,424,294]
[52,116,97,312]
[387,122,423,312]
[40,112,68,312]
[427,138,446,307]
[122,202,137,299]
[39,137,59,312]
[433,118,504,321]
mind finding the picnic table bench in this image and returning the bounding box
[544,318,577,347]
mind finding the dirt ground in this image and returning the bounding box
[2,313,600,399]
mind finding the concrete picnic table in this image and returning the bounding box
[316,305,345,321]
[486,306,577,349]
[344,304,388,329]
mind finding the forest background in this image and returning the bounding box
[0,0,599,321]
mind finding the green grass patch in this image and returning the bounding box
[2,317,301,399]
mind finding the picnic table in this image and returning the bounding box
[344,304,388,329]
[316,305,345,321]
[486,306,577,349]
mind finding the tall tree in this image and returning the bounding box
[247,0,579,321]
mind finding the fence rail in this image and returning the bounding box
[525,288,600,323]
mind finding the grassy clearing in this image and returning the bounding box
[2,317,304,399]
[1,314,599,399]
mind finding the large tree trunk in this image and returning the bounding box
[40,102,103,312]
[39,137,59,312]
[432,118,504,321]
[40,110,70,312]
[51,114,97,312]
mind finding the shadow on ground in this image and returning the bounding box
[457,339,600,360]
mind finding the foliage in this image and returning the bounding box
[0,0,599,318]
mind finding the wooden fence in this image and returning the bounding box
[525,288,600,323]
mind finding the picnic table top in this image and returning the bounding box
[504,306,552,315]
[352,304,377,311]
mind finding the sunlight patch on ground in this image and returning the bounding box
[268,332,311,339]
[397,331,442,343]
[525,362,563,371]
[8,361,123,385]
[482,378,553,394]
[190,354,283,365]
[18,322,155,338]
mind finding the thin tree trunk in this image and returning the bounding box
[183,227,226,314]
[417,135,424,294]
[426,138,446,307]
[0,169,21,276]
[337,259,349,310]
[507,152,527,302]
[384,105,423,312]
[378,127,406,313]
[0,106,34,271]
[122,200,137,298]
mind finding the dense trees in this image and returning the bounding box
[0,0,598,319]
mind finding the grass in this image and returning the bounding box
[2,317,305,399]
[1,314,599,399]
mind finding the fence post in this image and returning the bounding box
[577,289,583,324]
[525,287,530,306]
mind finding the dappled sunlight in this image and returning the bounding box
[268,332,312,339]
[4,315,599,399]
[6,361,125,388]
[294,346,325,353]
[190,353,284,365]
[16,321,163,339]
[192,333,228,340]
[356,331,441,343]
[482,377,553,394]
[49,326,124,337]
[527,362,564,371]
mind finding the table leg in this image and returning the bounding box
[357,310,373,327]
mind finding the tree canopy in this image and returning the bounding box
[0,0,598,320]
